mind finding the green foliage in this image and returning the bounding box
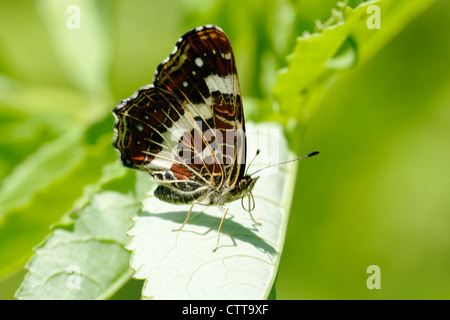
[0,0,445,299]
[16,190,139,300]
[272,0,435,147]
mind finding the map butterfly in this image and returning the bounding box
[113,25,319,251]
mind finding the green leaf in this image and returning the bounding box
[272,0,435,128]
[0,76,107,127]
[15,191,140,300]
[127,122,298,299]
[0,134,115,280]
[0,130,84,214]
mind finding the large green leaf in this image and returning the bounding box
[127,122,300,299]
[15,190,140,300]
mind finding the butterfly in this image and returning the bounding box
[113,25,319,251]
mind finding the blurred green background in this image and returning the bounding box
[0,0,449,299]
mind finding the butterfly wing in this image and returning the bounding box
[113,25,246,203]
[153,25,246,190]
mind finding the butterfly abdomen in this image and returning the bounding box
[154,185,209,204]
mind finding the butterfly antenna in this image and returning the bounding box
[244,149,261,176]
[250,150,320,177]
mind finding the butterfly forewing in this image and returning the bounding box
[154,26,246,188]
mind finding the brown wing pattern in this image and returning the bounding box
[154,25,246,189]
[113,86,210,188]
[113,25,246,197]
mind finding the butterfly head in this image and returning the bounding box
[230,175,259,213]
[238,175,259,193]
[238,175,259,215]
[222,175,259,204]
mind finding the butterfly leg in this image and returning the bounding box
[248,210,261,226]
[213,205,229,252]
[172,200,198,232]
